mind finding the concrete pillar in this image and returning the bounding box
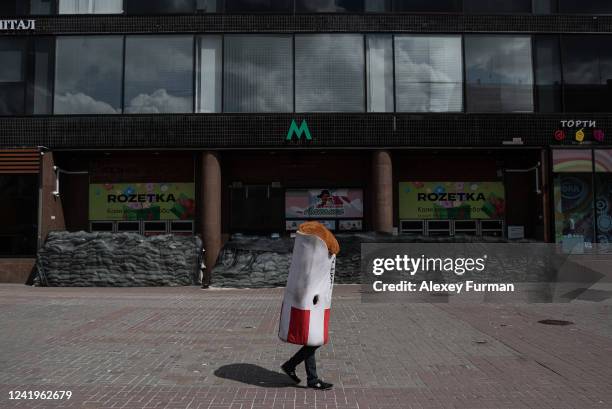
[372,150,394,233]
[201,151,222,287]
[40,152,66,246]
[540,149,552,243]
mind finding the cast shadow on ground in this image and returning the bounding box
[214,363,303,388]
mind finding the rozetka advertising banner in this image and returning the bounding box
[399,182,505,220]
[89,183,196,221]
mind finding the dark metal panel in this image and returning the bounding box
[0,113,610,149]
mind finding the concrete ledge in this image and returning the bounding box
[0,259,35,284]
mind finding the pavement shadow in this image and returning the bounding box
[214,363,300,388]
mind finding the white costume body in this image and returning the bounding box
[279,231,336,346]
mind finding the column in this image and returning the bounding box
[201,151,222,287]
[40,151,66,246]
[372,150,394,233]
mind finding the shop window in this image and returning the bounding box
[561,35,612,113]
[534,36,563,113]
[366,0,391,12]
[366,35,394,112]
[124,36,194,114]
[394,35,463,112]
[559,0,612,13]
[54,36,124,114]
[295,34,365,112]
[0,175,38,257]
[296,0,364,12]
[231,185,285,233]
[465,35,534,113]
[464,0,532,13]
[223,35,293,112]
[0,38,53,116]
[595,150,612,244]
[59,0,123,14]
[225,0,292,13]
[196,36,222,113]
[392,0,461,12]
[125,0,196,14]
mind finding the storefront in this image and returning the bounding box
[552,149,612,247]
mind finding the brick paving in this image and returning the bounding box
[0,284,611,409]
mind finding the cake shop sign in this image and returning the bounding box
[554,120,605,144]
[0,20,36,31]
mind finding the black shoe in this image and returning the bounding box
[281,363,301,384]
[308,379,333,390]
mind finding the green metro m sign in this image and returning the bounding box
[286,119,312,141]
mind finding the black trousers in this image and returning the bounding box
[286,345,320,382]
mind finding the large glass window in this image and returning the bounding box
[595,150,612,244]
[561,35,612,112]
[393,0,461,12]
[29,38,54,115]
[534,36,562,112]
[0,175,38,257]
[295,34,365,112]
[125,0,196,14]
[224,35,293,112]
[55,37,124,115]
[296,0,364,12]
[395,35,463,112]
[0,39,26,116]
[559,1,612,13]
[196,36,222,113]
[30,0,56,14]
[367,35,394,112]
[366,0,391,12]
[225,0,292,12]
[59,0,123,13]
[464,0,532,13]
[465,35,534,112]
[197,0,222,12]
[0,1,28,14]
[124,36,194,114]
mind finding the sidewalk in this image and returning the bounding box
[0,284,611,409]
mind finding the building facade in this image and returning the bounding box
[1,0,612,283]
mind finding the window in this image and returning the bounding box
[124,36,194,114]
[0,1,28,14]
[367,35,394,112]
[0,175,38,257]
[296,0,364,12]
[464,0,532,13]
[534,36,562,112]
[393,0,461,12]
[196,36,222,113]
[366,0,391,12]
[224,35,293,112]
[465,35,534,112]
[561,36,612,112]
[295,34,365,112]
[559,1,612,13]
[0,38,52,116]
[125,0,196,14]
[59,0,123,13]
[55,36,124,114]
[197,0,222,12]
[30,0,55,14]
[225,0,292,12]
[395,35,463,112]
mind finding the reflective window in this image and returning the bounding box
[393,0,461,12]
[0,175,38,256]
[197,0,222,12]
[534,36,562,112]
[562,35,612,112]
[224,35,293,112]
[125,0,196,14]
[225,0,292,12]
[366,0,391,12]
[367,35,394,112]
[30,0,55,14]
[29,38,54,115]
[59,0,123,13]
[55,36,124,114]
[295,34,365,112]
[464,0,532,13]
[0,39,26,115]
[559,1,612,13]
[196,36,222,113]
[533,0,557,13]
[296,0,364,12]
[0,1,28,14]
[395,35,463,112]
[465,35,534,112]
[124,36,194,114]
